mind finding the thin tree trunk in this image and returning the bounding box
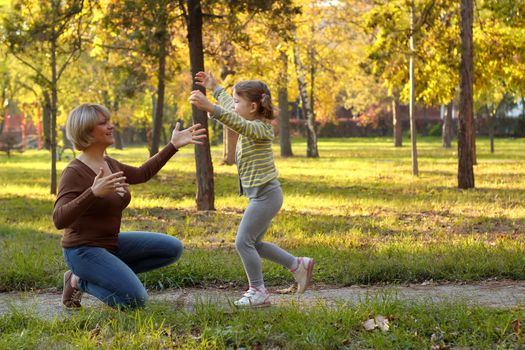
[409,2,418,176]
[187,0,215,210]
[50,35,58,195]
[458,0,475,188]
[392,95,402,147]
[114,123,124,150]
[222,127,237,165]
[43,91,51,150]
[488,111,494,153]
[279,50,293,157]
[150,26,167,156]
[442,101,453,148]
[293,44,318,158]
[219,41,238,164]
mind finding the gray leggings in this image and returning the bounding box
[235,183,296,288]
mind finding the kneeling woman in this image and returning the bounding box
[53,103,206,309]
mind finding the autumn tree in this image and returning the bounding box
[3,0,92,194]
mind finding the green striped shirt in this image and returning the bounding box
[210,86,278,190]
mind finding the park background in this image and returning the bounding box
[1,0,525,349]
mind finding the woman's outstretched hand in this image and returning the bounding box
[170,122,207,149]
[189,90,215,113]
[91,169,128,198]
[195,71,217,91]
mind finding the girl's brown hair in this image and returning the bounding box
[233,80,278,120]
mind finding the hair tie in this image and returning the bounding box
[260,92,266,99]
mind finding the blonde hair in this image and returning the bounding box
[233,80,277,120]
[66,103,110,150]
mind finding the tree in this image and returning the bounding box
[180,0,215,211]
[364,0,459,165]
[457,0,474,188]
[101,0,180,156]
[293,42,318,157]
[442,102,453,148]
[3,0,91,194]
[278,49,293,157]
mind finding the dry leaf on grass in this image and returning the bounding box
[363,316,390,332]
[274,285,296,294]
[512,319,522,334]
[363,318,376,331]
[375,315,390,331]
[89,323,101,338]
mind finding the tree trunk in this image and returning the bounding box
[392,96,402,147]
[488,112,494,153]
[114,124,124,150]
[293,44,318,158]
[150,25,167,156]
[43,91,51,150]
[442,101,453,148]
[50,37,58,195]
[279,50,293,157]
[458,0,475,189]
[219,41,238,164]
[222,128,238,165]
[409,2,419,176]
[186,0,215,210]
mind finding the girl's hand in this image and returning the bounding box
[195,71,217,91]
[170,122,207,149]
[91,169,129,198]
[189,90,215,113]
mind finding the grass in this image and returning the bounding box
[1,136,525,348]
[1,137,525,291]
[2,298,525,349]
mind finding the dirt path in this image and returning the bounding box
[1,280,524,320]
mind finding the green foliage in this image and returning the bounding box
[427,122,442,136]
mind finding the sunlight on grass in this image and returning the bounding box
[1,137,525,290]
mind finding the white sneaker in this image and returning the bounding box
[234,287,271,308]
[291,257,314,294]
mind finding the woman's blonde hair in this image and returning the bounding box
[66,103,110,150]
[233,80,278,120]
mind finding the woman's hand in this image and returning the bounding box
[91,170,128,198]
[170,122,207,149]
[189,90,215,113]
[195,71,217,91]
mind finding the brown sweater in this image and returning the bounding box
[53,144,177,250]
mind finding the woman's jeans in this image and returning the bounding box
[63,232,183,309]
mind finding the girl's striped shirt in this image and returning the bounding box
[210,86,278,193]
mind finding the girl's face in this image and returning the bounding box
[90,113,114,146]
[233,90,258,120]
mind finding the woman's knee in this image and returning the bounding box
[114,287,149,309]
[167,237,183,262]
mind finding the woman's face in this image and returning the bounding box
[233,90,257,120]
[90,113,114,147]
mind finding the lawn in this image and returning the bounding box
[1,136,525,348]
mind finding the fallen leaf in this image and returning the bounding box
[274,285,296,294]
[89,323,101,338]
[363,318,376,331]
[375,315,390,332]
[512,319,522,334]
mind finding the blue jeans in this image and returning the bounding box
[63,232,183,309]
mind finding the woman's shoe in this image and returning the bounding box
[62,270,83,308]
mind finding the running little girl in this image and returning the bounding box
[189,72,314,307]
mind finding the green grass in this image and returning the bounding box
[2,136,525,348]
[1,137,525,291]
[1,298,524,349]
